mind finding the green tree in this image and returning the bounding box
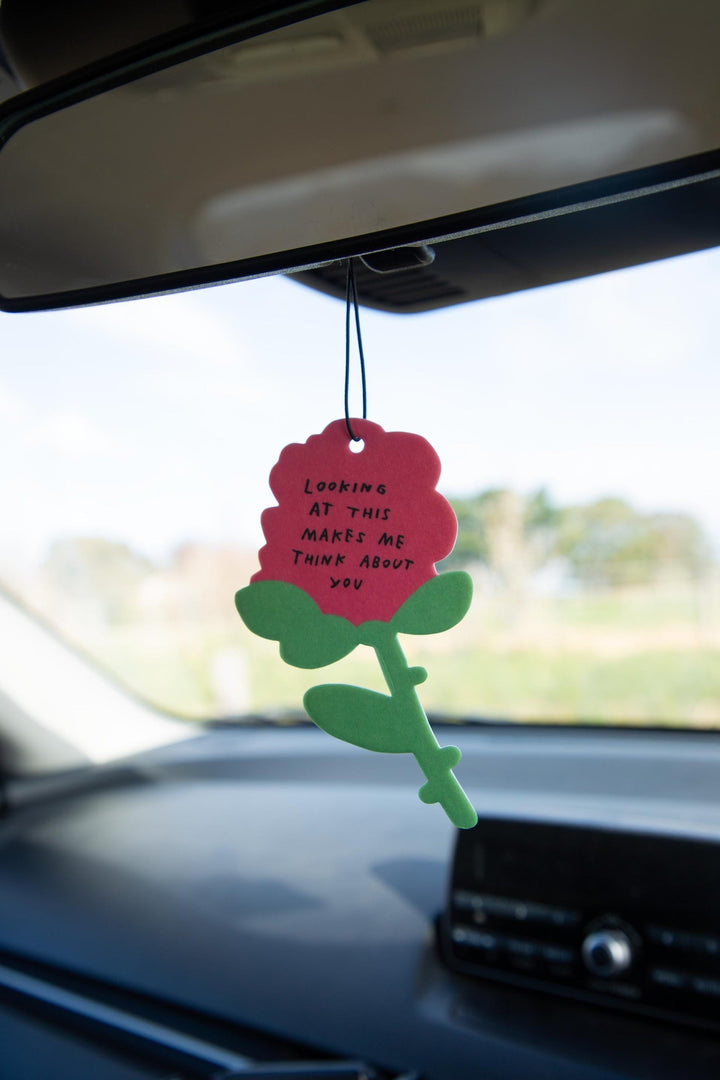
[443,487,560,589]
[444,489,712,589]
[557,499,710,586]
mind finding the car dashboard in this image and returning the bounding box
[2,725,720,1080]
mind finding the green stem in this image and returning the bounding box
[360,622,477,829]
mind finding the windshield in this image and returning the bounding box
[1,248,718,727]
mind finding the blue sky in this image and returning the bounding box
[0,244,718,568]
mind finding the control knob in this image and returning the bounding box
[582,929,633,977]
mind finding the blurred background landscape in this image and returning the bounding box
[6,485,719,726]
[2,256,719,729]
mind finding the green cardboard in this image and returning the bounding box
[236,572,478,829]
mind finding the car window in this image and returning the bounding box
[1,247,718,726]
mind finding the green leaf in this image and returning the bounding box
[304,684,411,753]
[390,571,473,635]
[235,581,358,669]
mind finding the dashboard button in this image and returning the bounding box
[451,926,498,954]
[541,944,574,965]
[691,976,720,998]
[675,931,720,955]
[477,895,526,919]
[547,908,582,929]
[647,926,677,948]
[506,937,539,959]
[521,901,581,928]
[648,925,720,956]
[455,893,581,928]
[452,890,477,911]
[651,968,687,990]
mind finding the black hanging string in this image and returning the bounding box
[344,258,367,441]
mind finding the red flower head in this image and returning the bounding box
[252,419,458,625]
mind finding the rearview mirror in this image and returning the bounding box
[1,0,720,310]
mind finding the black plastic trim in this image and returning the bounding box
[0,1,362,145]
[2,146,720,312]
[0,961,250,1072]
[0,956,376,1079]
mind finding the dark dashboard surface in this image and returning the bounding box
[2,725,720,1079]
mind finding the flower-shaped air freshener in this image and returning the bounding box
[235,419,477,828]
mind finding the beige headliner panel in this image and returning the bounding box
[1,0,719,297]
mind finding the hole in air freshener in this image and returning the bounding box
[234,259,477,829]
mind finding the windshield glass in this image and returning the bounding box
[1,248,718,727]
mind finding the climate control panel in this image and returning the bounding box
[442,816,720,1030]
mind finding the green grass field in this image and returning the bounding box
[71,580,720,728]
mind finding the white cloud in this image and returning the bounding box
[0,378,115,459]
[0,381,27,423]
[65,290,249,368]
[30,412,113,456]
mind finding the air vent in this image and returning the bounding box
[293,260,466,313]
[365,6,486,53]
